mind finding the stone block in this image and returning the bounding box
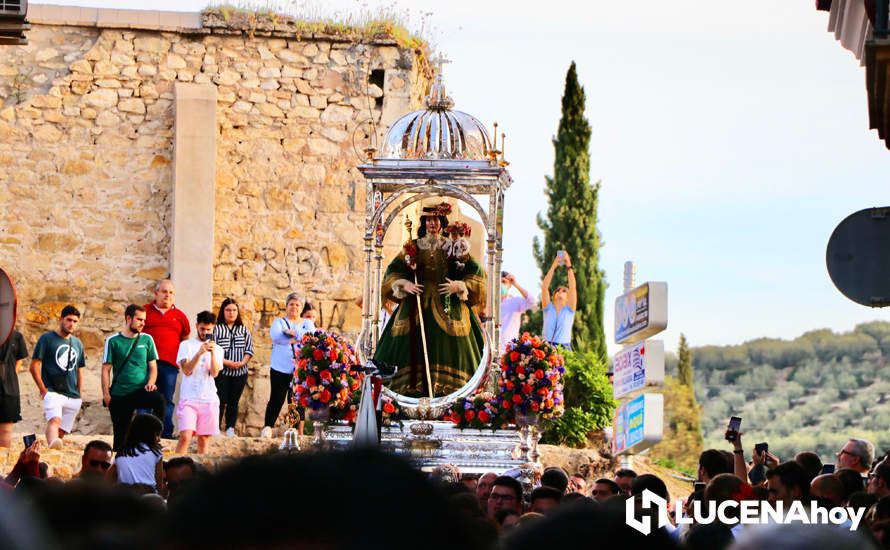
[84,89,118,109]
[118,98,146,114]
[165,54,187,69]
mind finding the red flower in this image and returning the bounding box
[501,363,509,372]
[521,384,532,395]
[299,395,310,407]
[512,394,522,404]
[530,401,540,412]
[306,375,317,387]
[328,349,339,361]
[509,351,520,362]
[505,381,515,390]
[320,389,332,403]
[534,369,544,380]
[516,366,525,375]
[383,402,396,414]
[343,410,356,423]
[533,349,545,360]
[320,370,333,381]
[313,349,324,361]
[478,410,491,423]
[465,410,475,421]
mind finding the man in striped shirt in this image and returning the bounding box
[102,304,166,452]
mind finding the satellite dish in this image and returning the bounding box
[0,268,16,347]
[826,207,890,307]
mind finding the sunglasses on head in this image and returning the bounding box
[90,459,112,470]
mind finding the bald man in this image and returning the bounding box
[810,474,846,507]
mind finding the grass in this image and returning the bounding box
[203,1,434,71]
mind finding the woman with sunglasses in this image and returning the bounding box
[541,251,577,350]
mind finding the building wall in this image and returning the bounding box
[0,13,430,434]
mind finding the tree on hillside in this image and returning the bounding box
[532,61,606,360]
[650,376,704,473]
[678,333,693,387]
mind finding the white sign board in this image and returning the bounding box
[612,340,665,399]
[612,393,664,456]
[614,282,668,345]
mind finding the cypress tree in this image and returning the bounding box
[678,333,694,387]
[533,61,606,360]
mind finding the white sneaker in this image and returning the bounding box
[49,439,63,450]
[260,426,272,438]
[225,427,236,438]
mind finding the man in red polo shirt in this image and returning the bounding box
[143,279,190,439]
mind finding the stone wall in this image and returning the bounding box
[0,9,431,435]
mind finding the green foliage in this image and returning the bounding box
[532,62,606,359]
[650,376,704,472]
[678,334,693,387]
[696,321,890,462]
[542,348,616,447]
[542,407,597,448]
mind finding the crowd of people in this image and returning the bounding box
[1,430,888,549]
[0,279,323,454]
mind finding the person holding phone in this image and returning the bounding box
[29,305,86,450]
[175,311,223,454]
[262,292,314,438]
[541,251,577,350]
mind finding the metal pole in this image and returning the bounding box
[621,260,636,471]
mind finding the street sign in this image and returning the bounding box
[612,340,665,399]
[612,393,664,456]
[614,282,667,344]
[0,268,16,348]
[826,206,890,307]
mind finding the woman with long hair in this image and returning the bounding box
[107,413,164,492]
[213,298,254,438]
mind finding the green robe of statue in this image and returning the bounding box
[373,234,486,397]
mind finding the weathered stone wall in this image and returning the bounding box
[0,13,430,435]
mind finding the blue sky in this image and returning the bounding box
[47,0,890,353]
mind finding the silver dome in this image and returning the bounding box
[380,73,493,161]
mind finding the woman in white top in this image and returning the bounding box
[107,413,164,493]
[261,292,315,438]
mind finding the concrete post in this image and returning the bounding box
[171,82,217,321]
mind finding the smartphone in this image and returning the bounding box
[693,481,706,492]
[725,416,742,442]
[820,464,835,475]
[203,333,214,342]
[23,434,36,448]
[754,442,768,456]
[557,250,566,265]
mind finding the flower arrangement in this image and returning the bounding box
[402,241,419,270]
[293,330,364,423]
[498,332,566,420]
[380,394,401,426]
[445,390,509,430]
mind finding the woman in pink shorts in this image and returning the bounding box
[175,311,223,454]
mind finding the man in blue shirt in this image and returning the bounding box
[29,305,86,449]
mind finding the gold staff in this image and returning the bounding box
[405,217,435,400]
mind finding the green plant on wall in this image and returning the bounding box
[542,348,616,447]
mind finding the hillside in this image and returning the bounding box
[671,321,890,463]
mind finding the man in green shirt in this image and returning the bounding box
[101,304,165,451]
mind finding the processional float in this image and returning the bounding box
[325,67,535,473]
